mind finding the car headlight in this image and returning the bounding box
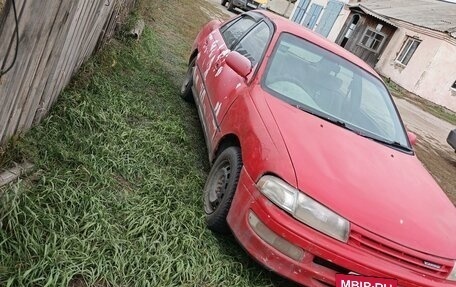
[449,263,456,281]
[257,175,350,242]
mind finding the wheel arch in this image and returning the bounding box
[211,133,241,164]
[188,49,198,65]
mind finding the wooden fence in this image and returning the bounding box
[0,0,135,145]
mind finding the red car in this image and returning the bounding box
[181,10,456,287]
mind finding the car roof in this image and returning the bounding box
[253,10,380,79]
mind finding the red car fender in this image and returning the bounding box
[211,87,297,187]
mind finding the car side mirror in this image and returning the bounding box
[226,51,252,79]
[407,131,417,146]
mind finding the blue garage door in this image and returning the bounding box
[291,0,310,24]
[302,3,324,29]
[315,0,344,37]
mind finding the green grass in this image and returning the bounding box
[0,0,293,286]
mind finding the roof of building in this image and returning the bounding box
[352,0,456,35]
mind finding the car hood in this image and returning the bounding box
[264,95,456,259]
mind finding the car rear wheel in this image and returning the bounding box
[448,129,456,151]
[203,146,242,233]
[180,58,195,102]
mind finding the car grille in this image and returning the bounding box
[349,229,453,279]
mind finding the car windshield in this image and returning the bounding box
[263,33,410,149]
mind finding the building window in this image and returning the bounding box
[396,37,421,65]
[359,28,385,52]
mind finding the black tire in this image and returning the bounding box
[448,129,456,151]
[221,0,228,6]
[227,0,235,11]
[180,58,195,102]
[203,146,242,234]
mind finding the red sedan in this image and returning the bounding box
[181,10,456,287]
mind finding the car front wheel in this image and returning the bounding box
[203,146,242,233]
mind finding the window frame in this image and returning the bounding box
[395,37,421,66]
[220,12,275,84]
[231,21,272,67]
[220,15,258,50]
[220,12,266,49]
[359,28,386,52]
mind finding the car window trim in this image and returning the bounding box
[220,11,267,50]
[235,19,275,80]
[220,15,257,50]
[232,16,276,85]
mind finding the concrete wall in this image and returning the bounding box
[268,0,295,17]
[376,27,456,111]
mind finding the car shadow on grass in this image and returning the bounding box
[211,232,301,287]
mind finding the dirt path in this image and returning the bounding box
[396,98,454,152]
[395,97,456,203]
[393,98,456,204]
[201,0,235,19]
[393,97,456,203]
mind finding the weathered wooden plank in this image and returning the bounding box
[0,0,21,129]
[0,0,14,71]
[0,0,27,143]
[2,0,61,141]
[46,0,97,109]
[13,1,64,134]
[36,0,93,119]
[20,0,75,130]
[81,1,113,63]
[0,0,135,144]
[33,0,80,123]
[0,161,33,187]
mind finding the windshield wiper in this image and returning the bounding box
[295,104,412,153]
[295,105,347,128]
[356,132,412,152]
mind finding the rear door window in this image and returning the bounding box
[221,16,256,48]
[232,22,271,66]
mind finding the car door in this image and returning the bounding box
[204,18,272,148]
[193,15,258,151]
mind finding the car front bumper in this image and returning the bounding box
[226,167,456,287]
